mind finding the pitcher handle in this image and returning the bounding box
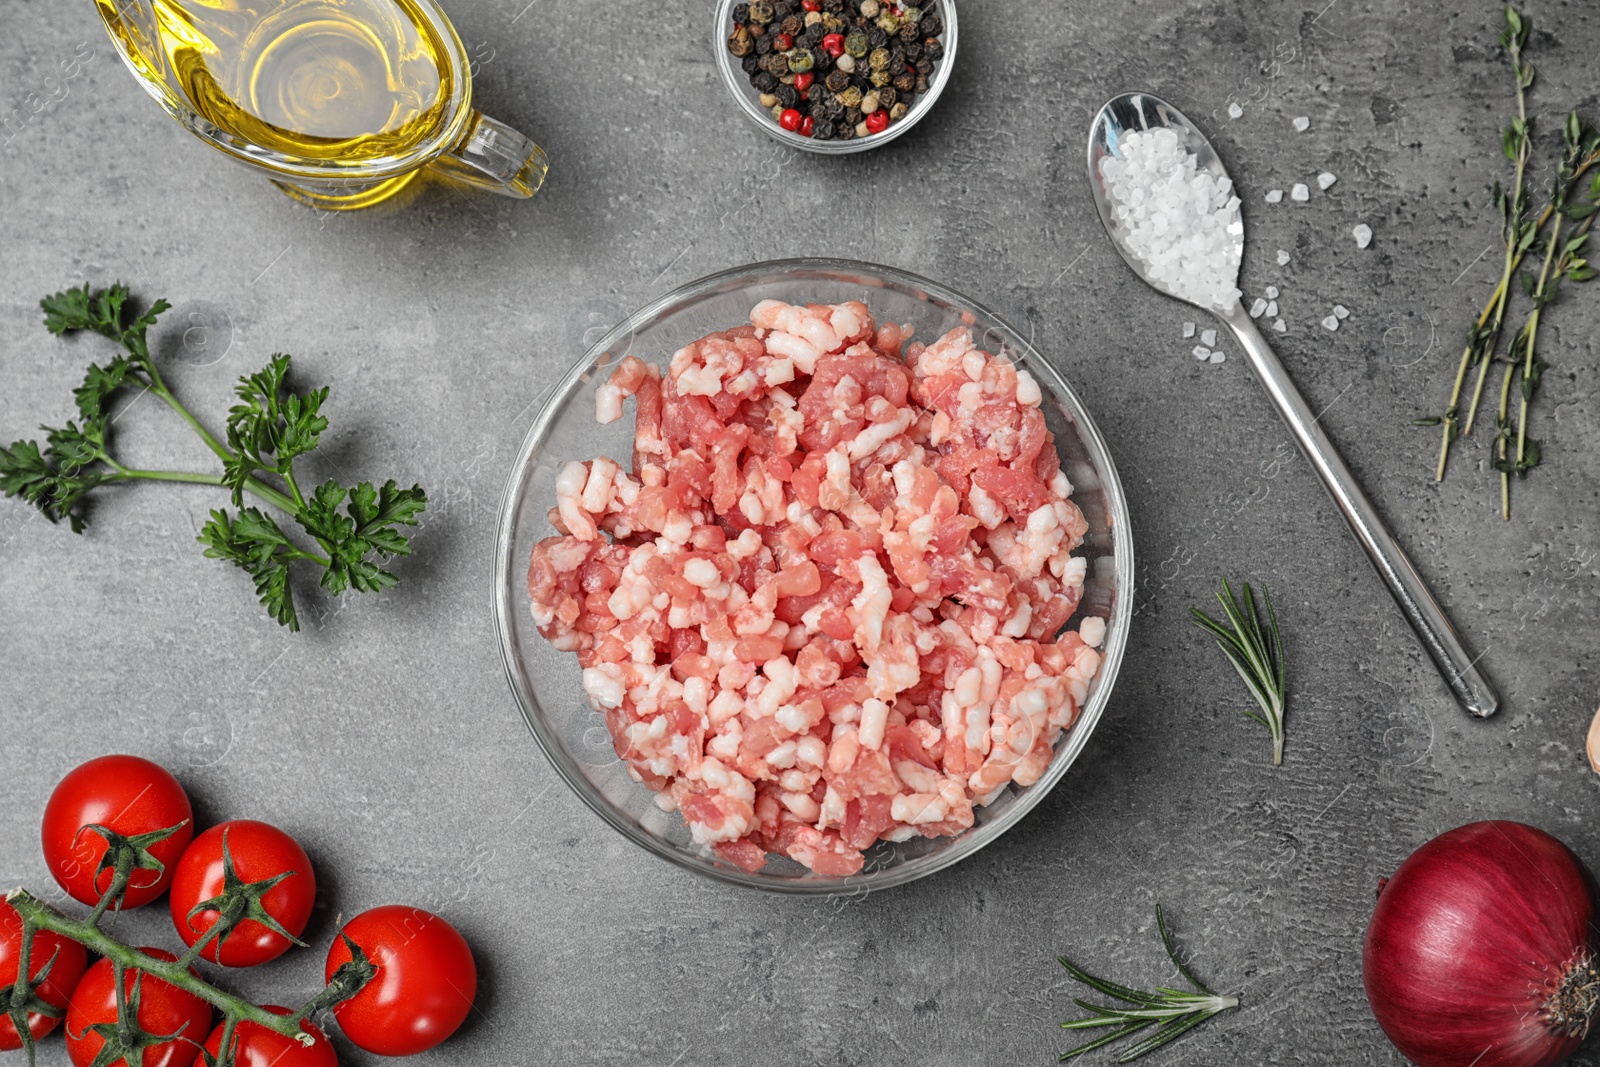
[427,110,548,198]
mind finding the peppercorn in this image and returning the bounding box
[888,101,908,121]
[821,12,844,32]
[754,32,773,54]
[868,46,890,70]
[804,9,822,25]
[776,84,799,108]
[876,86,897,108]
[728,25,753,56]
[864,109,889,134]
[901,5,922,24]
[761,52,787,75]
[898,21,918,43]
[835,121,854,140]
[844,105,864,125]
[835,52,856,73]
[892,70,916,92]
[742,54,762,75]
[920,14,942,35]
[876,12,901,34]
[772,31,793,50]
[860,90,880,113]
[824,0,844,11]
[773,0,794,15]
[915,74,929,93]
[923,38,942,60]
[844,30,869,56]
[787,47,814,72]
[824,68,849,92]
[733,2,751,21]
[803,23,824,45]
[889,44,906,68]
[867,26,888,49]
[778,107,802,131]
[813,119,836,140]
[780,13,804,35]
[903,41,922,61]
[858,0,880,15]
[753,71,778,92]
[837,85,863,107]
[916,56,933,75]
[795,70,815,93]
[868,70,888,87]
[855,120,870,137]
[749,1,774,21]
[772,102,787,121]
[759,91,778,107]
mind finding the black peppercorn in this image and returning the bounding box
[903,41,922,61]
[923,38,942,61]
[844,105,864,125]
[920,14,942,35]
[802,23,824,46]
[780,14,804,35]
[733,3,751,21]
[836,121,854,140]
[749,1,774,22]
[754,32,772,54]
[814,120,836,140]
[824,96,844,119]
[898,21,918,43]
[776,84,799,108]
[824,69,848,92]
[753,71,778,92]
[915,56,932,75]
[915,74,929,93]
[876,86,897,108]
[824,0,843,10]
[772,0,793,16]
[867,27,888,49]
[728,26,753,56]
[892,70,915,92]
[811,47,832,72]
[742,53,762,74]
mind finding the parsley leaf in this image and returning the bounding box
[297,479,428,596]
[222,354,329,505]
[198,508,303,631]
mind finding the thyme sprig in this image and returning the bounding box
[1057,906,1238,1063]
[1424,7,1600,516]
[1191,580,1287,766]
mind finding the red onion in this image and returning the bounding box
[1364,820,1600,1067]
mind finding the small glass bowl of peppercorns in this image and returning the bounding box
[714,0,956,153]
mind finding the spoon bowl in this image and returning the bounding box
[1084,92,1499,719]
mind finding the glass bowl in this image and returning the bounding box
[711,0,958,155]
[493,259,1134,893]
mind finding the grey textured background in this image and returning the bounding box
[3,0,1600,1063]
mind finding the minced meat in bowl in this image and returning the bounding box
[493,260,1132,892]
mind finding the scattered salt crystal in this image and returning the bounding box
[1228,102,1244,119]
[1277,249,1291,265]
[1193,345,1212,361]
[1200,328,1217,346]
[1333,304,1349,320]
[1293,116,1310,132]
[1250,297,1268,318]
[1182,322,1196,338]
[1353,223,1373,249]
[1265,189,1284,203]
[1322,315,1340,331]
[1273,318,1287,333]
[1265,286,1279,299]
[1098,128,1244,311]
[1291,183,1310,202]
[1317,171,1337,190]
[1209,350,1227,364]
[1265,300,1278,317]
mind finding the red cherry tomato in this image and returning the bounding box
[865,110,890,134]
[65,949,212,1067]
[202,1006,336,1067]
[800,115,815,137]
[168,820,315,968]
[42,756,193,909]
[778,108,803,132]
[0,899,88,1050]
[324,906,476,1056]
[820,33,845,57]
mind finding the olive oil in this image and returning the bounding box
[97,0,457,163]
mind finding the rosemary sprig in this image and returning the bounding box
[1493,118,1600,518]
[1191,580,1287,766]
[1057,906,1238,1063]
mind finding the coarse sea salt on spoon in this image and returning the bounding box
[1265,189,1284,203]
[1293,116,1311,132]
[1353,223,1373,248]
[1087,91,1498,719]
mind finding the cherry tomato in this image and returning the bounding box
[65,949,212,1067]
[202,1006,336,1067]
[168,820,315,968]
[0,899,88,1050]
[865,110,890,134]
[42,756,193,909]
[324,906,476,1056]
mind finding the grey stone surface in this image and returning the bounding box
[3,0,1600,1063]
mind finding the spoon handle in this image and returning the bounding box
[1222,309,1499,718]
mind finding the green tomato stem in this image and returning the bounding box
[4,888,318,1047]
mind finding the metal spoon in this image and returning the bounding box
[1087,91,1498,718]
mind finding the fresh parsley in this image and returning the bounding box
[1,283,427,631]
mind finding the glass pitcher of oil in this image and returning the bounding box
[95,0,547,209]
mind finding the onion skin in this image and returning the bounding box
[1363,821,1600,1067]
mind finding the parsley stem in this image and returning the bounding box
[104,467,299,515]
[142,368,233,466]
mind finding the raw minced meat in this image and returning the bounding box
[527,299,1104,876]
